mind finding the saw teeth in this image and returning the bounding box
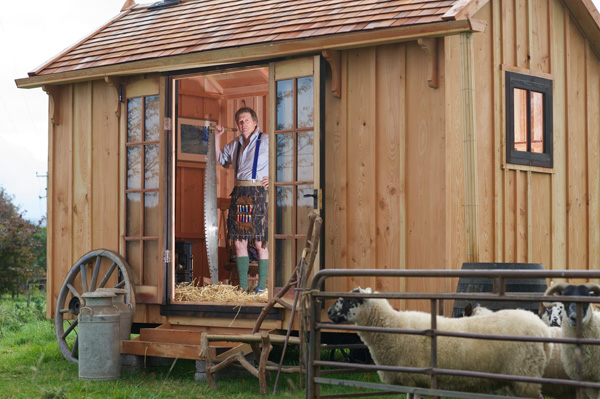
[204,127,219,284]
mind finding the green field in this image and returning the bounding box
[0,292,383,399]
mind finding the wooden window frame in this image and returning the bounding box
[505,71,553,168]
[124,95,161,286]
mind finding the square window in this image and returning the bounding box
[506,71,553,168]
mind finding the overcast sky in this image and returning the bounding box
[1,0,600,224]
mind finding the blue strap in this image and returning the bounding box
[234,140,241,176]
[252,133,262,180]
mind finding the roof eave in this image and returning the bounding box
[562,0,600,58]
[16,19,485,89]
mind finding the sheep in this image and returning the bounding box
[545,283,600,399]
[463,303,574,399]
[540,302,564,327]
[327,287,552,398]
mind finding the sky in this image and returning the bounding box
[1,0,600,224]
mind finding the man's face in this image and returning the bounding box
[237,112,257,136]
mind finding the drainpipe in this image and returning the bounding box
[460,31,479,263]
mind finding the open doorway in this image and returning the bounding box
[171,66,269,303]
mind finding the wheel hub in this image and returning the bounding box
[68,296,82,315]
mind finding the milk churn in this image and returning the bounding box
[78,291,121,380]
[97,288,133,341]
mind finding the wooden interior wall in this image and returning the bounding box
[324,42,447,311]
[176,77,267,282]
[47,80,120,318]
[468,0,600,282]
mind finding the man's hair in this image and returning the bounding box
[235,107,258,123]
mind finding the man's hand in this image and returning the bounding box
[214,125,225,137]
[261,176,269,189]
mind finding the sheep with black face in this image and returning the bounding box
[545,283,600,399]
[328,287,552,398]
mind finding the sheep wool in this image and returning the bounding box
[328,288,552,398]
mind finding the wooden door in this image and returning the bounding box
[123,76,166,304]
[269,56,322,289]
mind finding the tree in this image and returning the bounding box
[0,188,43,296]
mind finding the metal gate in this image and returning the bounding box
[307,268,600,399]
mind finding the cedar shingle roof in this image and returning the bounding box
[31,0,465,76]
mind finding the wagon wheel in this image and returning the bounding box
[55,249,136,363]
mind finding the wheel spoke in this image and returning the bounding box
[98,262,117,288]
[80,264,89,293]
[59,308,71,314]
[71,335,79,357]
[114,280,126,289]
[67,284,81,299]
[61,319,78,340]
[90,256,101,291]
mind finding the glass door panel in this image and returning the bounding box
[270,56,321,290]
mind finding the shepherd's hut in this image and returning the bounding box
[16,0,600,364]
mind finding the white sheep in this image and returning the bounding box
[327,287,552,398]
[545,283,600,399]
[463,304,574,399]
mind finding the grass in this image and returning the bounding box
[0,292,390,399]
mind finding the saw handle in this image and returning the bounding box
[209,124,238,133]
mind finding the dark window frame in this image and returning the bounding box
[506,71,553,168]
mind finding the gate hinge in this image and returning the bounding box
[164,117,172,131]
[163,250,171,263]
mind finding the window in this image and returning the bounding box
[506,71,553,168]
[274,75,315,287]
[125,95,160,287]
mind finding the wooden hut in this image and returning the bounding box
[16,0,600,359]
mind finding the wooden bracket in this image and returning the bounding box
[42,85,61,125]
[322,50,341,98]
[105,76,125,118]
[417,38,439,89]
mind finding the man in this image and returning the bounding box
[215,107,269,293]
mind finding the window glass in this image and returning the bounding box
[144,96,160,142]
[127,98,142,143]
[275,186,293,235]
[275,239,292,287]
[126,193,141,237]
[276,133,294,182]
[276,80,293,130]
[297,77,313,128]
[513,88,527,152]
[127,146,142,190]
[144,144,159,189]
[531,91,544,153]
[297,185,314,234]
[144,192,159,236]
[297,131,313,181]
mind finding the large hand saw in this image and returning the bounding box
[204,127,219,284]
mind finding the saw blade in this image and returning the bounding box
[204,127,219,284]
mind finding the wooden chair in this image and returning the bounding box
[201,211,323,395]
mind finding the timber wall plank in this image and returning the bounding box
[375,43,406,308]
[323,51,348,296]
[474,1,495,262]
[551,0,568,272]
[588,46,600,283]
[48,85,74,317]
[405,41,446,307]
[445,34,466,304]
[91,81,120,252]
[566,17,589,274]
[346,47,377,292]
[72,82,92,262]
